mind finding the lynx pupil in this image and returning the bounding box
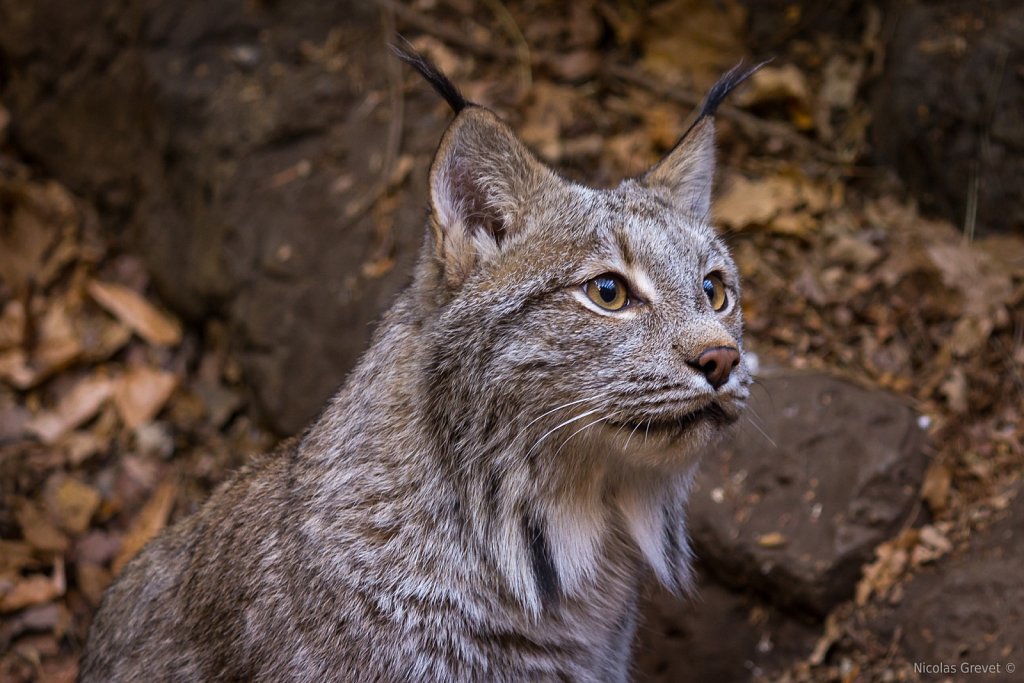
[598,278,617,303]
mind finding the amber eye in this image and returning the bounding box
[703,273,728,312]
[585,275,629,311]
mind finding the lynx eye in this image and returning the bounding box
[585,275,629,311]
[703,273,728,312]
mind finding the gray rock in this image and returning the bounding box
[871,0,1024,236]
[0,0,439,434]
[872,488,1024,676]
[688,370,927,615]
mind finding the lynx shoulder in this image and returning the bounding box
[80,49,758,682]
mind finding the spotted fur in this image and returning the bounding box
[80,54,754,682]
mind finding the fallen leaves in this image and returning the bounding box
[640,0,747,90]
[921,462,953,514]
[25,375,115,445]
[0,561,66,614]
[855,531,913,606]
[715,174,831,236]
[0,164,264,677]
[86,279,182,347]
[757,531,788,548]
[14,499,70,555]
[112,478,177,576]
[113,366,178,430]
[0,180,81,293]
[734,64,813,130]
[43,475,102,535]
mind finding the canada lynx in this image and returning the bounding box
[81,47,755,682]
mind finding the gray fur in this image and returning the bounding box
[81,78,751,683]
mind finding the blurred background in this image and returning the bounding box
[0,1,1021,680]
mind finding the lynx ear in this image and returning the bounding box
[429,107,553,286]
[643,61,766,220]
[644,118,717,220]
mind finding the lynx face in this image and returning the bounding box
[424,104,750,474]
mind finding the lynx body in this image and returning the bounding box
[81,52,754,682]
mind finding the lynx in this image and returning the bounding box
[80,47,756,682]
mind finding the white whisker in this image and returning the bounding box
[624,420,644,451]
[553,413,618,457]
[526,407,604,457]
[744,415,777,448]
[521,392,608,431]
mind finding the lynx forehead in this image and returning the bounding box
[80,46,760,683]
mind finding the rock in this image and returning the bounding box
[737,0,1024,236]
[688,370,927,615]
[634,569,818,682]
[871,0,1024,235]
[870,488,1024,674]
[0,0,441,434]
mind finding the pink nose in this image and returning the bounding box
[688,346,740,390]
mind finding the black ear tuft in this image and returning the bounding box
[682,59,772,137]
[698,59,772,119]
[390,37,469,114]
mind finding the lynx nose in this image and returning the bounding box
[688,346,740,390]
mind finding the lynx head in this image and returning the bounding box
[397,46,755,476]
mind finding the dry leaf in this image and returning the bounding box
[913,524,953,566]
[548,49,601,81]
[0,559,66,613]
[112,478,177,575]
[0,300,26,351]
[641,0,746,89]
[43,474,102,535]
[927,243,1013,319]
[75,530,121,566]
[361,257,395,279]
[0,299,85,390]
[770,212,817,237]
[0,540,35,574]
[76,562,112,607]
[921,462,952,514]
[0,602,69,643]
[26,374,114,444]
[809,612,843,666]
[715,174,829,234]
[78,311,133,363]
[14,498,69,554]
[61,430,107,466]
[855,531,914,606]
[715,176,799,229]
[938,368,969,414]
[735,64,810,107]
[0,400,31,442]
[113,365,178,429]
[919,525,952,551]
[86,279,182,347]
[0,199,60,292]
[756,532,788,548]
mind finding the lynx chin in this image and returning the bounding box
[80,46,759,682]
